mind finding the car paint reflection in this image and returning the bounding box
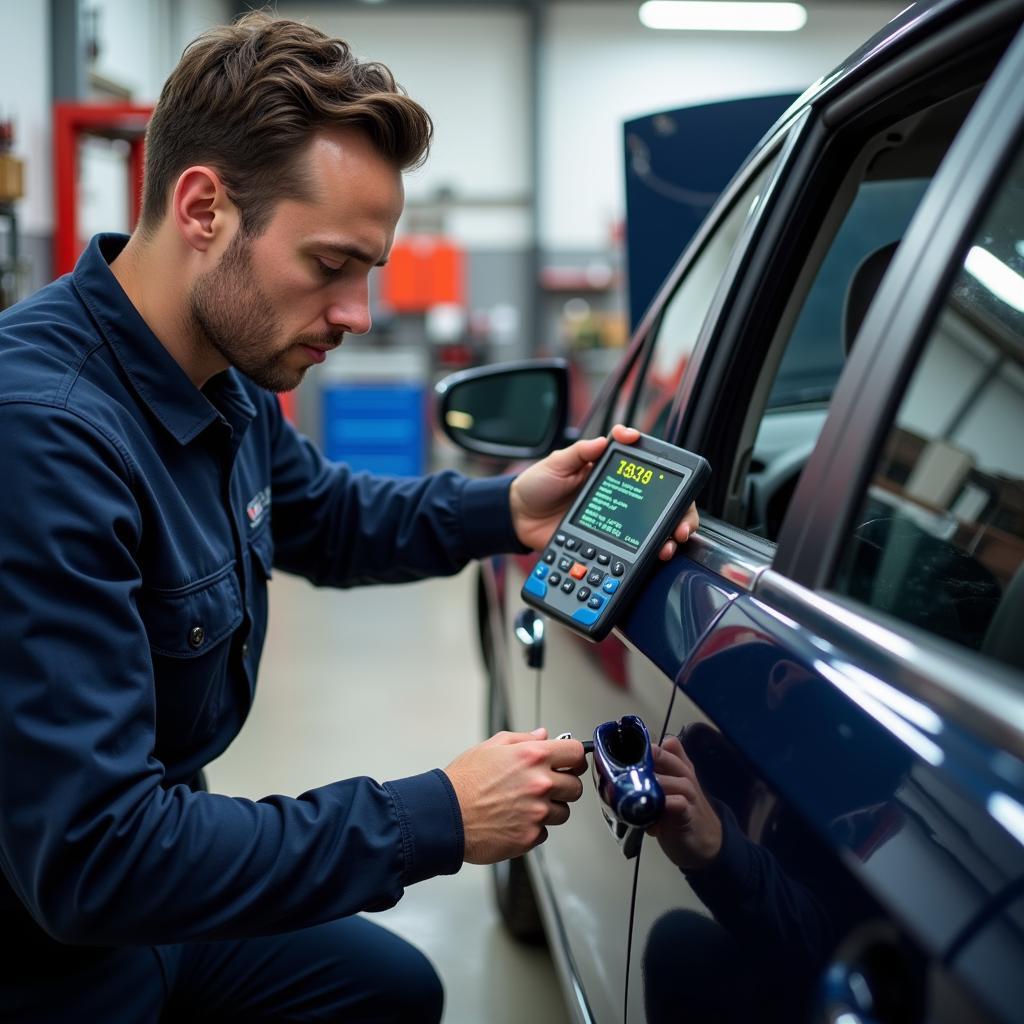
[634,599,1024,1021]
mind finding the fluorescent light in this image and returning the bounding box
[965,245,1024,313]
[639,1,807,32]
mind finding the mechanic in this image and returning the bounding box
[0,13,698,1022]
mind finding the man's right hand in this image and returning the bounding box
[444,728,587,864]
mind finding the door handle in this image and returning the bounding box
[591,715,665,859]
[514,608,545,670]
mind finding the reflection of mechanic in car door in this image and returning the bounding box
[645,731,839,1023]
[645,677,910,1024]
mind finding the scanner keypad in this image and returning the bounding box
[521,529,632,627]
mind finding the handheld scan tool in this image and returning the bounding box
[522,434,710,641]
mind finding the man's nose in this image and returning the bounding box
[325,291,371,336]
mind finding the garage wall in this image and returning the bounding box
[0,3,52,242]
[285,3,533,250]
[0,0,229,293]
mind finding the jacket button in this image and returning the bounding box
[241,642,250,657]
[188,626,205,649]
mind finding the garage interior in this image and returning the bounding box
[0,2,914,1020]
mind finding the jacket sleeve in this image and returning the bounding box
[0,402,463,947]
[262,391,527,586]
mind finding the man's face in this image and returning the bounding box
[188,131,404,392]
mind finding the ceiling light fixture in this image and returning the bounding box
[639,1,808,32]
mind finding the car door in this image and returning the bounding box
[503,125,800,1024]
[629,13,1024,1024]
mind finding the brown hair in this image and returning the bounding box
[139,12,431,236]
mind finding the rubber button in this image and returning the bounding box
[596,552,610,565]
[524,575,547,598]
[555,532,567,545]
[563,537,579,551]
[577,587,591,602]
[581,545,597,560]
[543,548,557,564]
[561,579,575,594]
[602,578,620,595]
[588,596,603,610]
[587,569,604,586]
[571,606,602,626]
[611,561,626,577]
[548,572,562,586]
[534,564,548,579]
[558,556,573,572]
[570,562,587,580]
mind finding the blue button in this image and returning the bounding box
[571,606,603,626]
[524,575,547,599]
[602,578,620,594]
[534,563,548,580]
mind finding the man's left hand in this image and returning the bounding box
[509,423,700,556]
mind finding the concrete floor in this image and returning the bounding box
[206,568,571,1024]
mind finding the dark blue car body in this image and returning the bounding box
[438,1,1024,1020]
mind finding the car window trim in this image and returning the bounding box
[583,122,794,439]
[755,568,1024,762]
[683,513,775,593]
[674,108,828,476]
[664,110,813,444]
[581,328,648,437]
[823,0,1024,130]
[619,129,795,437]
[775,21,1024,588]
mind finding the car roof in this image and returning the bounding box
[806,0,960,103]
[738,0,1000,181]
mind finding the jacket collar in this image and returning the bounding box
[72,233,255,445]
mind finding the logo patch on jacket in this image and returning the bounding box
[245,487,271,529]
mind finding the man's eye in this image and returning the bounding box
[316,259,343,278]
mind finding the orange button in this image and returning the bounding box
[570,562,587,579]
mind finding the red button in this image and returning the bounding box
[570,562,587,580]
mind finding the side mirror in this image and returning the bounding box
[435,359,570,460]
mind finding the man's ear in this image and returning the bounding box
[171,166,237,252]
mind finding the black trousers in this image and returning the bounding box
[2,917,443,1023]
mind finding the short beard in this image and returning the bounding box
[188,231,300,393]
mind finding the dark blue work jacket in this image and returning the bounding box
[0,235,520,975]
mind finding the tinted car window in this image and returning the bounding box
[767,179,929,409]
[833,141,1024,677]
[621,158,779,439]
[733,88,983,541]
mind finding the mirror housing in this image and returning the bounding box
[435,359,570,460]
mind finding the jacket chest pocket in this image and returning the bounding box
[139,565,243,752]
